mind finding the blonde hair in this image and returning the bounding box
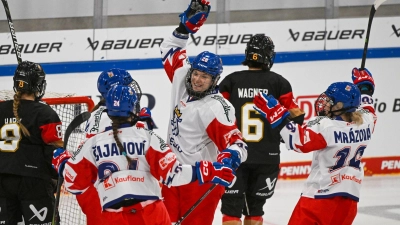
[334,102,363,125]
[13,91,31,137]
[343,111,363,126]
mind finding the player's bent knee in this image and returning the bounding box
[223,214,242,225]
[221,195,244,218]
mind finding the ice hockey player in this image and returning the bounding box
[159,0,248,224]
[253,68,377,225]
[219,34,304,225]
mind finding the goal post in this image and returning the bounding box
[0,90,94,225]
[44,94,93,225]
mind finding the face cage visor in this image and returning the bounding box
[127,80,142,113]
[314,92,334,117]
[185,69,218,99]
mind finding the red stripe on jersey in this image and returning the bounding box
[145,147,177,181]
[64,157,98,192]
[163,49,187,82]
[295,127,327,153]
[206,118,243,151]
[220,91,230,101]
[86,133,95,139]
[279,91,298,109]
[40,122,62,144]
[363,105,376,115]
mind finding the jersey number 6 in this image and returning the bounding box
[241,103,264,142]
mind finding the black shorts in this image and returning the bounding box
[0,174,55,224]
[221,164,279,217]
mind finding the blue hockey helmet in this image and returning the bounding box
[97,68,134,99]
[186,51,223,98]
[315,82,361,117]
[191,51,223,77]
[105,85,139,117]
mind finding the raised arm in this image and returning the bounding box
[160,0,210,82]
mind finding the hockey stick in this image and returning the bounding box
[1,0,22,64]
[52,112,91,225]
[360,0,386,69]
[175,184,217,225]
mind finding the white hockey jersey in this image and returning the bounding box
[63,124,195,210]
[280,94,377,201]
[85,105,110,139]
[160,33,248,166]
[85,105,149,139]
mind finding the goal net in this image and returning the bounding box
[0,90,94,225]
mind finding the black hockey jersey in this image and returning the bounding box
[219,70,298,164]
[0,100,62,179]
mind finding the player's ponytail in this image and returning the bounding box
[91,98,105,112]
[350,111,363,126]
[110,117,132,166]
[13,91,31,136]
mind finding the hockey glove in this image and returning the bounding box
[179,0,210,34]
[195,161,236,187]
[352,68,375,95]
[52,148,71,176]
[253,93,290,129]
[217,149,241,170]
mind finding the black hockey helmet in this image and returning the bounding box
[242,34,276,70]
[13,61,47,99]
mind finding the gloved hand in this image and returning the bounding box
[253,93,290,129]
[195,161,236,187]
[138,107,155,130]
[52,148,71,176]
[217,149,241,170]
[352,68,375,94]
[179,0,211,34]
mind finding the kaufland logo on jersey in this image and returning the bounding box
[115,175,145,183]
[341,174,362,184]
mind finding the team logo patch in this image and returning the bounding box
[171,105,183,136]
[200,56,209,63]
[329,173,341,186]
[103,176,115,190]
[29,204,48,222]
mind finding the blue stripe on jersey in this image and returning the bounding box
[314,192,359,202]
[289,134,294,150]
